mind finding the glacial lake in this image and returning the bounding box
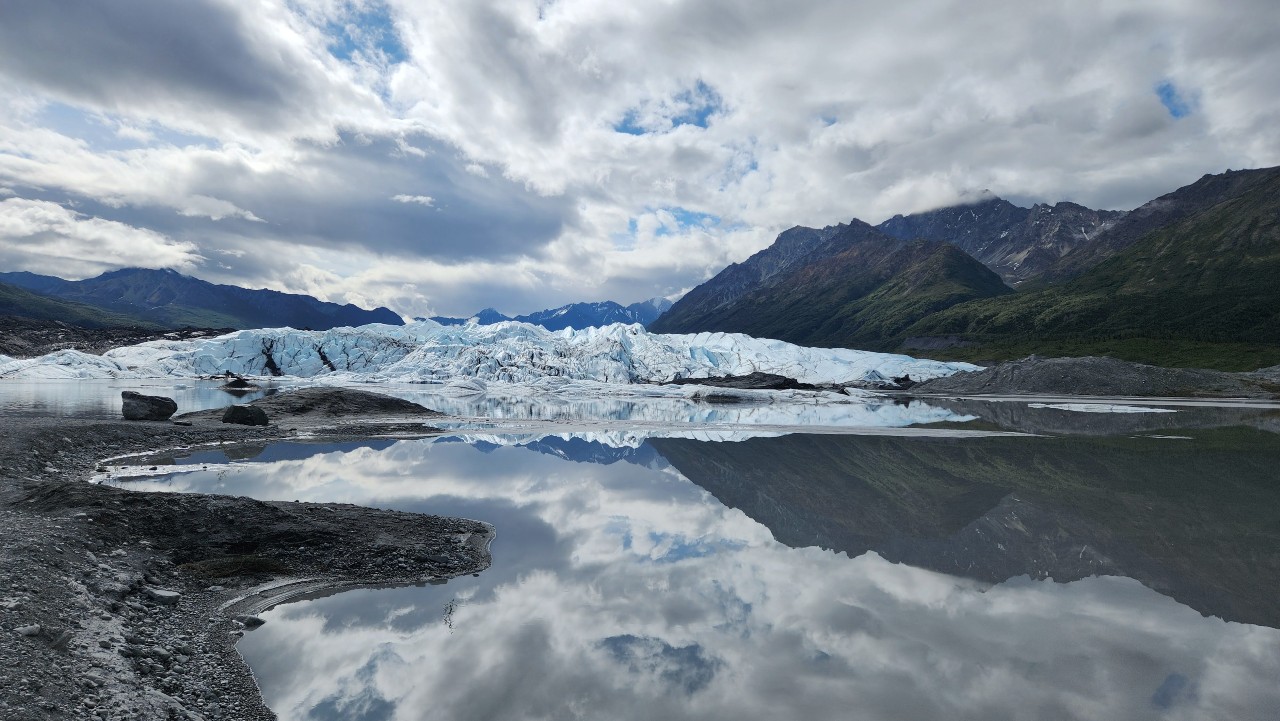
[7,379,1280,719]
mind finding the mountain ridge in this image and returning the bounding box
[427,297,673,330]
[0,268,403,330]
[650,165,1280,369]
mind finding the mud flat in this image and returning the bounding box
[0,389,491,720]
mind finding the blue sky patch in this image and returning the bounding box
[614,111,648,136]
[326,3,407,65]
[672,81,722,129]
[1155,81,1193,119]
[614,80,724,135]
[668,207,720,229]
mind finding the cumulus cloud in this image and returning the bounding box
[0,0,1277,314]
[0,198,203,278]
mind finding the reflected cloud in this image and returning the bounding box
[109,436,1280,721]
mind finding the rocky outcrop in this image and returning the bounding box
[120,391,177,421]
[221,405,268,426]
[665,372,815,390]
[878,195,1125,285]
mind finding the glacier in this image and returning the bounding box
[0,320,977,388]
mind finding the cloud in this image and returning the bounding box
[0,0,1278,316]
[390,194,435,206]
[0,197,203,278]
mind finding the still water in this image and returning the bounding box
[92,395,1280,721]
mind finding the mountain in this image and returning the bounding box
[427,297,673,330]
[0,280,163,329]
[909,166,1280,369]
[877,194,1125,284]
[516,298,672,330]
[0,268,403,330]
[651,166,1280,370]
[650,221,1012,350]
[651,222,872,333]
[1037,166,1280,282]
[427,308,514,326]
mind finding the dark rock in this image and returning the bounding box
[222,405,269,426]
[121,391,178,421]
[665,372,815,390]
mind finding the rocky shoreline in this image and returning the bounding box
[0,391,492,721]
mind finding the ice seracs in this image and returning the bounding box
[0,320,977,388]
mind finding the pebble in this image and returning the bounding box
[15,624,41,636]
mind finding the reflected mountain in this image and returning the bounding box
[521,436,668,468]
[650,430,1280,628]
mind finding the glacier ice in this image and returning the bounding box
[0,320,978,388]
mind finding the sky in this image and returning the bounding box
[0,0,1277,318]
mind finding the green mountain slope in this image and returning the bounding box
[726,240,1013,350]
[0,280,163,329]
[909,169,1280,369]
[653,223,1013,350]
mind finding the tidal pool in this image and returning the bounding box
[107,420,1280,721]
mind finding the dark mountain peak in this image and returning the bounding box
[877,194,1121,284]
[651,218,906,334]
[1,267,402,330]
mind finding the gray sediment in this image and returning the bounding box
[909,355,1280,398]
[0,389,491,721]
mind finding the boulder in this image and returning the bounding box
[121,391,178,421]
[222,404,269,426]
[143,588,181,605]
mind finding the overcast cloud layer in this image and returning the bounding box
[0,0,1277,317]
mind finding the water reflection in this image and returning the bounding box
[114,434,1280,721]
[0,378,274,418]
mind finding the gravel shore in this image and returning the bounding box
[0,390,492,720]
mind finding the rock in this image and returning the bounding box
[233,615,265,629]
[121,391,178,421]
[221,405,269,426]
[15,624,40,637]
[144,588,181,605]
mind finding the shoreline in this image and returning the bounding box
[0,408,493,721]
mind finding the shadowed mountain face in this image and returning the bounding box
[650,429,1280,629]
[650,222,1012,350]
[0,280,164,329]
[0,268,403,330]
[877,196,1125,285]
